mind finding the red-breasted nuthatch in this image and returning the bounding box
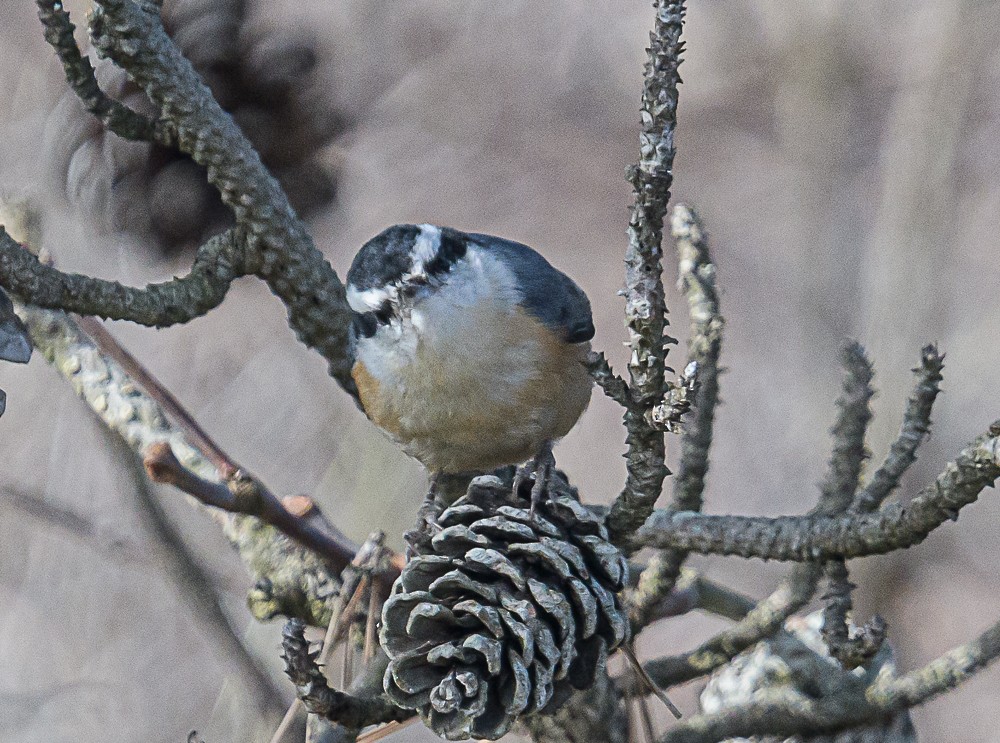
[346,224,594,507]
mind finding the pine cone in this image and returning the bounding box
[380,475,629,740]
[700,612,916,743]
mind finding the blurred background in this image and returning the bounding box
[2,0,1000,740]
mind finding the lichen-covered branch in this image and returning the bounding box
[636,421,1000,560]
[606,0,686,545]
[16,296,343,625]
[869,614,1000,710]
[629,205,722,629]
[850,345,944,514]
[35,0,176,145]
[282,619,408,731]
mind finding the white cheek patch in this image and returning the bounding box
[347,284,393,313]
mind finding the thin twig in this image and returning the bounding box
[851,345,945,514]
[143,441,391,584]
[113,432,287,722]
[818,343,875,667]
[622,564,821,695]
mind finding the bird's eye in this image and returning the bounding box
[351,312,378,339]
[374,302,393,325]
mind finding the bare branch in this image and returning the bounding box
[671,204,723,513]
[587,351,633,409]
[0,226,248,328]
[86,0,357,393]
[281,619,408,731]
[851,345,945,514]
[142,441,391,583]
[35,0,175,145]
[869,614,1000,710]
[629,204,722,629]
[606,0,687,545]
[622,564,821,695]
[17,294,343,624]
[818,343,876,667]
[819,343,874,516]
[658,608,1000,743]
[113,433,287,723]
[636,421,1000,560]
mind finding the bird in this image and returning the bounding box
[346,223,595,526]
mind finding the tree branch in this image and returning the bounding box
[622,564,821,695]
[606,0,686,545]
[636,421,1000,560]
[850,345,944,514]
[282,619,408,731]
[17,294,343,625]
[818,343,876,667]
[0,226,249,327]
[657,608,1000,743]
[629,204,722,629]
[35,0,175,145]
[86,0,357,394]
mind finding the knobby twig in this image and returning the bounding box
[630,346,877,692]
[622,564,821,695]
[670,205,723,513]
[636,420,1000,561]
[281,619,409,731]
[850,345,945,514]
[35,0,176,145]
[606,0,687,545]
[629,204,723,629]
[818,343,877,667]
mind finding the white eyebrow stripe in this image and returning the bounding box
[409,224,442,275]
[347,285,393,313]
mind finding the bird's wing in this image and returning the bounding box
[469,233,595,344]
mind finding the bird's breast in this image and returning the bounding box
[352,302,591,473]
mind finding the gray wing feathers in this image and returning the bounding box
[470,233,595,344]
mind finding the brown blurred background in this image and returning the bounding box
[2,0,1000,741]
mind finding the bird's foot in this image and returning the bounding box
[405,476,444,559]
[513,442,555,518]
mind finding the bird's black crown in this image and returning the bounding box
[347,224,468,292]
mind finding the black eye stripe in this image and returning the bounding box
[351,311,378,339]
[374,302,393,325]
[424,229,467,277]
